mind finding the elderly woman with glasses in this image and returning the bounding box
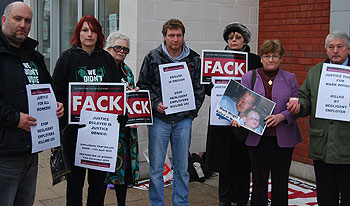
[205,22,262,206]
[231,39,302,206]
[104,31,139,206]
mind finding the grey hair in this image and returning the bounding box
[105,31,130,49]
[3,2,32,18]
[325,30,350,48]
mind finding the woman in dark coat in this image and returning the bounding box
[205,22,262,206]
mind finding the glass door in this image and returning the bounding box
[98,0,120,38]
[36,0,119,72]
[36,0,51,71]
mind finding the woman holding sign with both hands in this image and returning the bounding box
[205,22,262,206]
[52,16,126,206]
[104,31,140,206]
[230,39,302,206]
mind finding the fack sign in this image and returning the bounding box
[125,90,153,126]
[69,83,126,123]
[201,50,248,84]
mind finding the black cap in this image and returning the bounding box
[223,22,251,44]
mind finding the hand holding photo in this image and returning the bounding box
[215,79,275,135]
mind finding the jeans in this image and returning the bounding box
[0,153,38,206]
[148,117,192,206]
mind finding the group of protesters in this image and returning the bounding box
[1,1,350,206]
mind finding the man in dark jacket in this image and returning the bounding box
[0,2,63,206]
[137,19,205,206]
[288,30,350,205]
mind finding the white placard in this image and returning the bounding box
[316,63,350,121]
[75,110,119,172]
[210,77,231,126]
[159,62,196,115]
[26,84,60,153]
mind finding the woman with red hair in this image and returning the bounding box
[52,15,124,206]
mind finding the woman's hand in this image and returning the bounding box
[127,86,140,91]
[286,101,300,114]
[230,120,240,127]
[265,113,285,127]
[56,102,64,118]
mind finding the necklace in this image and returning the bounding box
[261,70,278,86]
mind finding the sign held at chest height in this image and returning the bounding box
[201,50,248,84]
[69,83,126,123]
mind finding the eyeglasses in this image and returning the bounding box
[110,45,130,54]
[262,55,280,61]
[326,45,346,51]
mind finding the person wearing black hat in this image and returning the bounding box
[205,22,262,206]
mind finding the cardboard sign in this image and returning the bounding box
[159,62,196,115]
[216,80,275,136]
[210,77,231,126]
[316,63,350,121]
[26,84,60,153]
[125,90,153,126]
[75,110,119,172]
[69,83,126,124]
[201,50,248,84]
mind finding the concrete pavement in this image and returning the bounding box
[34,150,222,206]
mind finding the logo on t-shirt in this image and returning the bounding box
[23,61,39,84]
[77,66,105,82]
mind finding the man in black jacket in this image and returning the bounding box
[137,19,205,206]
[0,2,63,206]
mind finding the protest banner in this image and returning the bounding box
[68,82,126,124]
[201,50,248,84]
[26,84,60,153]
[125,90,153,126]
[210,77,231,126]
[75,110,119,172]
[159,62,196,115]
[216,80,275,135]
[316,63,350,121]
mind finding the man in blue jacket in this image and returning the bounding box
[137,19,205,206]
[0,2,63,206]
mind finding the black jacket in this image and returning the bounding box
[0,29,53,155]
[205,44,262,172]
[137,45,205,123]
[52,45,124,131]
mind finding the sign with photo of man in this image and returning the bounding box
[201,50,248,84]
[216,80,275,135]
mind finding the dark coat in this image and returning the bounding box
[205,45,262,172]
[0,29,53,155]
[137,45,205,123]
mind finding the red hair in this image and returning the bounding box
[70,15,105,49]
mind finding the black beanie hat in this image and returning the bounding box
[223,22,251,44]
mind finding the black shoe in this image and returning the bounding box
[219,202,231,206]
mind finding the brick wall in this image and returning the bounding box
[258,0,330,164]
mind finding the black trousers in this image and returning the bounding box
[64,133,107,206]
[313,160,350,206]
[114,184,128,206]
[248,136,293,206]
[219,134,251,205]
